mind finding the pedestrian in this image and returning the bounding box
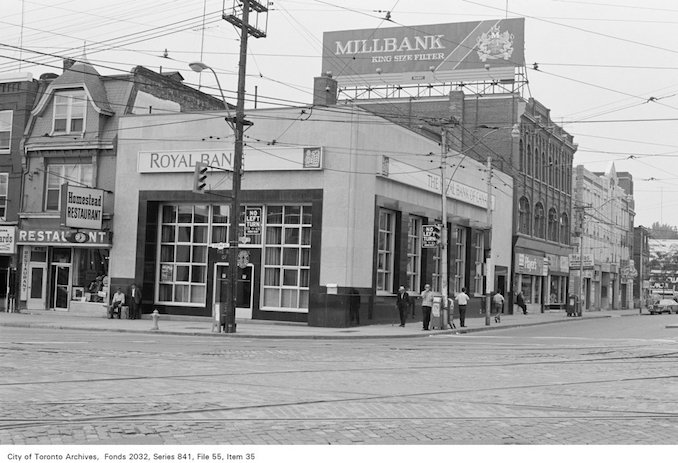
[420,284,434,330]
[109,287,125,319]
[129,283,142,319]
[455,287,470,328]
[349,288,360,326]
[492,291,504,323]
[395,286,409,327]
[516,291,527,315]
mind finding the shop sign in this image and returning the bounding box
[61,184,104,230]
[20,246,29,301]
[321,18,525,86]
[569,253,594,268]
[515,252,545,276]
[137,147,324,174]
[245,207,262,235]
[0,226,16,254]
[18,229,112,246]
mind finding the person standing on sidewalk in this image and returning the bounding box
[455,288,470,328]
[516,291,528,315]
[349,288,361,326]
[129,283,142,320]
[492,291,505,323]
[420,284,434,330]
[395,286,409,327]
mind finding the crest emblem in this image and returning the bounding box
[237,250,250,269]
[476,25,514,62]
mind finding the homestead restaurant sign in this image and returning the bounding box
[322,18,525,85]
[60,184,104,230]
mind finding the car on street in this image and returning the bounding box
[649,298,678,315]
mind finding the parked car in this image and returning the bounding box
[649,299,678,315]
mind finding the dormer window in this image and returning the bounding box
[53,90,86,134]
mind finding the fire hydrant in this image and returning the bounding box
[150,309,160,331]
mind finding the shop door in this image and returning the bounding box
[27,263,47,310]
[0,268,7,311]
[50,265,70,310]
[213,263,254,319]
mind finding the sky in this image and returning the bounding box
[2,0,678,229]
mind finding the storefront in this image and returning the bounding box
[0,225,17,311]
[18,228,111,314]
[111,106,514,326]
[514,251,547,312]
[546,253,569,310]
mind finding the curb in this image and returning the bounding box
[0,312,622,339]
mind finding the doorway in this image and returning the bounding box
[49,264,70,310]
[213,262,254,319]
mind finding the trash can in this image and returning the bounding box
[566,295,579,317]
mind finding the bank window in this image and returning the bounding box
[472,230,484,295]
[263,205,312,311]
[376,209,395,293]
[53,90,86,134]
[45,163,93,211]
[157,204,208,305]
[0,174,7,219]
[453,227,466,294]
[407,217,422,292]
[210,204,263,246]
[0,110,12,152]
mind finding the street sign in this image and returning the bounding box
[245,207,262,235]
[422,224,441,248]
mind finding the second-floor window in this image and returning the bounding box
[45,163,93,211]
[0,110,12,152]
[0,173,7,219]
[53,90,86,134]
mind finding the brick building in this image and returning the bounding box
[17,58,225,313]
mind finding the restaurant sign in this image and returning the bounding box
[61,184,104,230]
[18,229,112,247]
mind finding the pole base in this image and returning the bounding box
[224,323,237,333]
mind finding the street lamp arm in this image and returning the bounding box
[188,61,235,131]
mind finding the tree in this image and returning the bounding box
[650,223,678,239]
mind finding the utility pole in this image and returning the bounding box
[439,127,449,328]
[573,204,589,317]
[222,0,268,333]
[485,157,493,326]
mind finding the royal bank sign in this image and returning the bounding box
[137,147,323,173]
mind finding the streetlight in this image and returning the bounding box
[189,61,242,334]
[188,62,234,128]
[472,124,519,325]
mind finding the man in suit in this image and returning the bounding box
[129,283,142,319]
[395,286,410,327]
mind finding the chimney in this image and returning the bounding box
[63,58,76,71]
[313,73,338,106]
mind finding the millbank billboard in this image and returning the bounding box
[321,18,525,86]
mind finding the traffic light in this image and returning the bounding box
[193,162,208,193]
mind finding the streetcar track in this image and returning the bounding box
[0,372,676,430]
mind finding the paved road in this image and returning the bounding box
[0,315,676,446]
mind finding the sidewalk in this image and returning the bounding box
[0,307,643,339]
